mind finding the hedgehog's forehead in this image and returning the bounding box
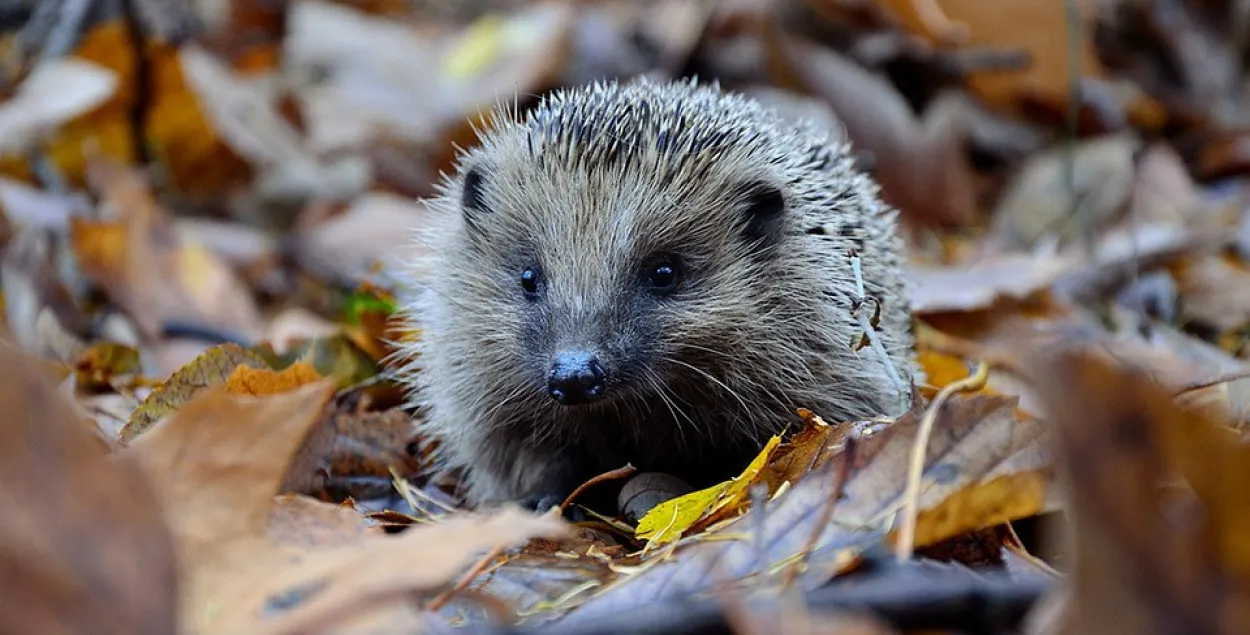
[498,87,773,179]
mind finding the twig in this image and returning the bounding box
[1172,369,1250,398]
[782,437,857,589]
[895,360,990,562]
[425,545,504,612]
[848,251,907,411]
[559,463,636,514]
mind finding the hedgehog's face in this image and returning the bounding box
[439,141,794,420]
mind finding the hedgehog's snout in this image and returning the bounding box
[547,350,607,406]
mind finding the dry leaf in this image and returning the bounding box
[987,134,1140,250]
[123,379,566,635]
[178,43,370,204]
[71,159,263,340]
[884,0,1104,116]
[224,362,325,396]
[1027,346,1250,635]
[907,253,1072,313]
[556,392,1053,621]
[0,339,179,635]
[1172,254,1250,334]
[636,434,781,545]
[120,342,269,443]
[766,34,977,227]
[0,58,118,154]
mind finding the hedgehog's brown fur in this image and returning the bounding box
[393,77,918,507]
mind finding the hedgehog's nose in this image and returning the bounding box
[547,351,607,406]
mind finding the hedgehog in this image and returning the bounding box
[393,77,918,509]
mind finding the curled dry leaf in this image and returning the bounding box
[1026,346,1250,635]
[294,191,431,285]
[0,338,179,635]
[884,0,1104,118]
[765,34,977,228]
[0,58,118,154]
[178,43,371,204]
[987,134,1140,251]
[71,160,263,341]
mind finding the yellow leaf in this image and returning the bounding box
[905,470,1049,549]
[636,434,781,545]
[442,14,508,78]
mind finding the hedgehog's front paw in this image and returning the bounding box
[522,492,589,522]
[522,493,565,514]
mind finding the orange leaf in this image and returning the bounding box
[225,363,326,397]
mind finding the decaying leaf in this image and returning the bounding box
[120,342,268,443]
[0,57,118,154]
[72,340,143,392]
[122,379,567,635]
[1027,346,1250,635]
[224,361,324,396]
[0,338,179,635]
[71,159,263,341]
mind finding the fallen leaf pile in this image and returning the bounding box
[4,0,1250,634]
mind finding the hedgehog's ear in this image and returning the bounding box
[460,166,492,231]
[736,181,786,248]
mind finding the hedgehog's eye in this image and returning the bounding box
[645,256,682,295]
[520,266,541,299]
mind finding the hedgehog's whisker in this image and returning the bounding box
[662,356,752,422]
[642,366,696,449]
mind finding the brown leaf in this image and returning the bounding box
[907,253,1072,313]
[1173,254,1250,334]
[124,381,337,548]
[0,337,178,635]
[1026,346,1250,635]
[987,134,1140,250]
[268,494,383,549]
[765,34,977,227]
[123,378,565,634]
[71,159,263,340]
[884,0,1105,117]
[281,399,422,501]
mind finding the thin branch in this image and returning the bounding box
[895,360,990,562]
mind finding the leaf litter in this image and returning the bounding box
[5,0,1250,634]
